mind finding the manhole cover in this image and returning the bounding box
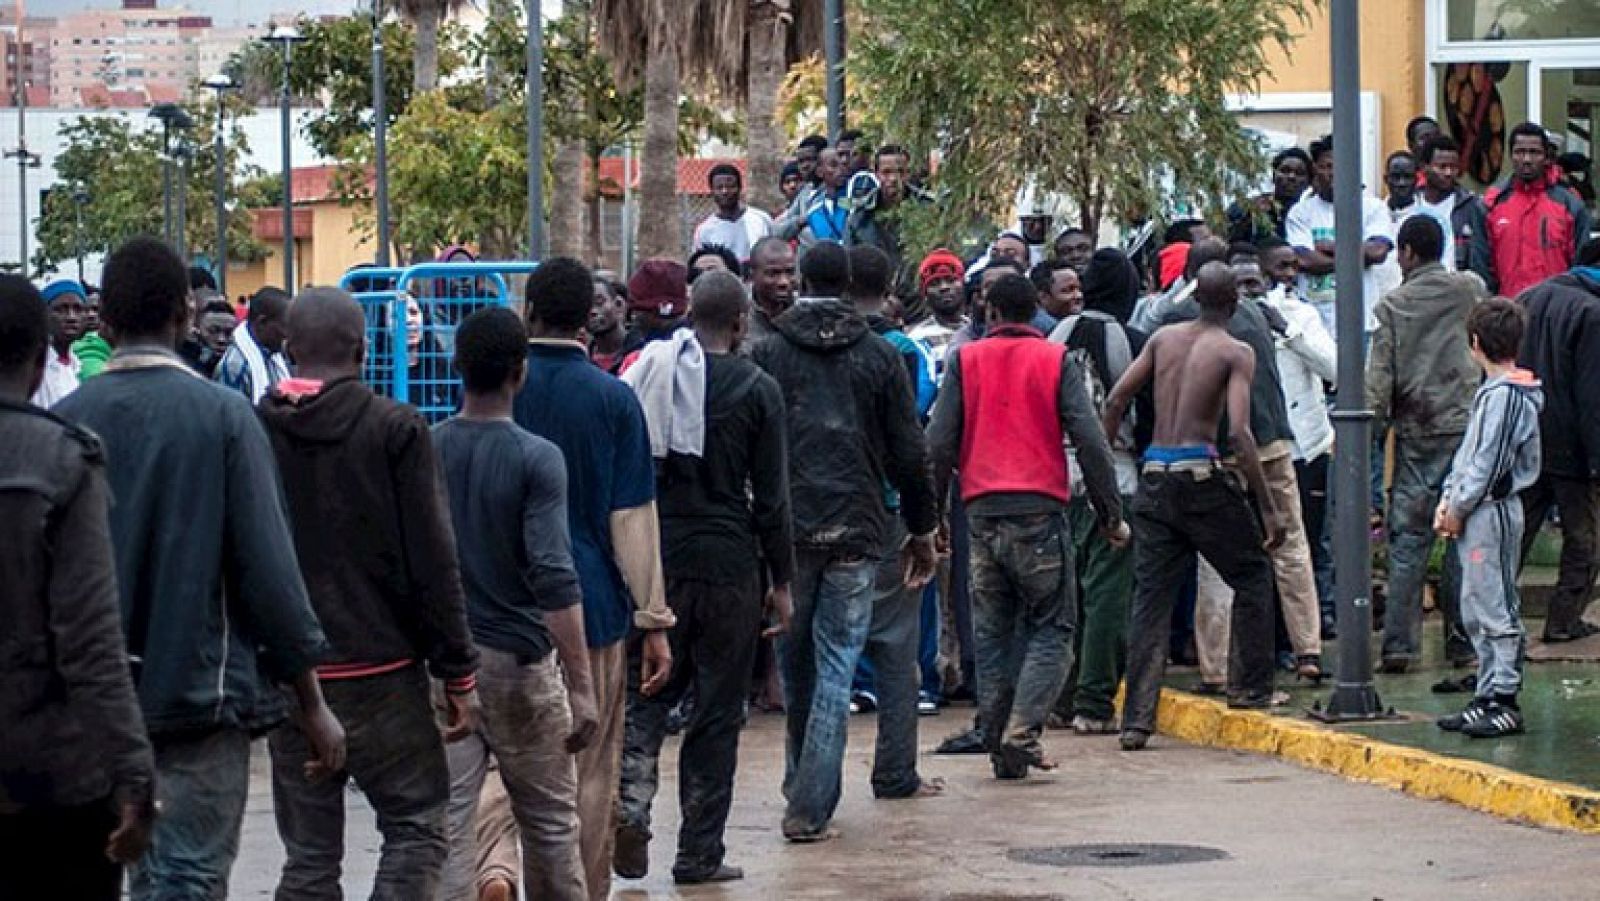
[1009,843,1229,868]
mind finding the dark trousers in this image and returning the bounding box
[270,664,450,901]
[1520,474,1599,637]
[0,799,121,900]
[1296,453,1333,623]
[860,520,925,798]
[1124,471,1275,735]
[619,571,762,876]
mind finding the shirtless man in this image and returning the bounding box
[1103,262,1286,751]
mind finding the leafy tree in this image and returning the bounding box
[31,96,269,278]
[852,0,1310,250]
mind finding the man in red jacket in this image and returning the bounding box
[929,273,1128,780]
[1479,122,1592,299]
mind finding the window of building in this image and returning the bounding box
[1446,0,1600,43]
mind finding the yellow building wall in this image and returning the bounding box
[1257,0,1427,158]
[225,201,376,302]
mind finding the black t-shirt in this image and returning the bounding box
[432,418,582,660]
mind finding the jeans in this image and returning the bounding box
[128,728,252,901]
[270,665,449,901]
[1519,474,1599,637]
[856,520,925,798]
[948,484,977,686]
[1381,434,1468,663]
[1459,500,1527,697]
[618,571,762,875]
[1296,453,1334,624]
[919,583,943,698]
[0,798,122,899]
[441,650,585,901]
[969,510,1076,775]
[1124,470,1275,736]
[1056,496,1132,722]
[779,550,878,835]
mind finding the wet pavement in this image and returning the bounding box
[231,705,1599,899]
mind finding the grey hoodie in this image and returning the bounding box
[1442,369,1543,519]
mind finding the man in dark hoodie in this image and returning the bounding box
[55,238,344,900]
[1517,240,1600,642]
[752,239,938,842]
[0,274,154,899]
[1367,216,1481,672]
[258,286,480,899]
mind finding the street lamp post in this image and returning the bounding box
[71,188,88,283]
[174,139,192,262]
[372,0,391,267]
[264,26,306,290]
[824,0,844,140]
[203,74,239,295]
[525,0,544,259]
[147,103,193,252]
[5,10,40,273]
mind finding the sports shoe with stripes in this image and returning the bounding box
[1436,697,1491,732]
[1460,701,1524,739]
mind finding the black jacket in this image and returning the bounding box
[1518,269,1600,480]
[0,400,154,811]
[753,299,937,556]
[258,378,478,682]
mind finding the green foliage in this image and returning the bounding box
[852,0,1311,256]
[31,98,268,278]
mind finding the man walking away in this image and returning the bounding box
[1435,299,1543,738]
[1367,216,1481,673]
[614,271,795,883]
[753,240,938,842]
[1516,239,1600,642]
[433,307,598,901]
[257,287,480,899]
[930,274,1128,777]
[216,285,292,402]
[1479,122,1591,299]
[55,238,344,900]
[514,257,676,901]
[0,275,155,900]
[1106,263,1287,751]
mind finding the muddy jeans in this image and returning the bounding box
[127,728,251,901]
[1124,471,1275,736]
[969,509,1076,774]
[780,550,878,835]
[618,571,762,876]
[1519,474,1599,638]
[1381,434,1467,664]
[441,650,585,901]
[269,665,449,901]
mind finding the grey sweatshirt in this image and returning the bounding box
[1442,369,1543,519]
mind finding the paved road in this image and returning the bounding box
[233,711,1597,900]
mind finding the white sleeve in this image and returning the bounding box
[1285,302,1337,382]
[1363,198,1394,246]
[1286,203,1313,251]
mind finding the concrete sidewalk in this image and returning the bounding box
[232,711,1597,900]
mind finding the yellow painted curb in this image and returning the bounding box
[1151,688,1600,834]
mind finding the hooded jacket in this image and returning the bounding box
[258,377,477,683]
[1367,261,1482,440]
[1518,268,1600,479]
[1443,369,1543,519]
[1479,170,1591,299]
[752,298,937,555]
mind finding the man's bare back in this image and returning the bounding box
[1143,321,1256,449]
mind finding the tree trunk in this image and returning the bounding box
[585,145,604,265]
[548,138,587,258]
[746,1,789,214]
[413,6,441,92]
[636,25,681,260]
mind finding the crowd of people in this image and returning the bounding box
[3,112,1598,901]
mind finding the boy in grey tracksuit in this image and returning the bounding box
[1434,298,1543,739]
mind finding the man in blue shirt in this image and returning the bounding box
[512,257,676,901]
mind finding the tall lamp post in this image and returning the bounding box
[264,25,306,290]
[824,0,844,140]
[71,187,89,283]
[525,0,544,259]
[203,74,239,295]
[147,103,193,250]
[371,0,391,267]
[6,9,41,273]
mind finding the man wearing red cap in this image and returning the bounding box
[616,260,690,377]
[907,249,969,381]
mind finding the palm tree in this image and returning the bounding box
[394,0,464,92]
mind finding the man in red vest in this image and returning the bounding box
[929,273,1128,780]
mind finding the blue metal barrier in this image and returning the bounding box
[339,260,539,423]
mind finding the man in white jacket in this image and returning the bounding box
[1259,239,1339,636]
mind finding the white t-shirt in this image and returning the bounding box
[906,317,967,381]
[692,207,774,262]
[1285,191,1397,342]
[31,348,80,409]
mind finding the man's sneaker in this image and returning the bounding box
[612,824,650,879]
[1119,730,1150,751]
[673,863,744,885]
[934,726,986,755]
[1437,697,1491,732]
[917,693,940,716]
[1070,715,1118,735]
[1461,701,1524,739]
[849,690,877,715]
